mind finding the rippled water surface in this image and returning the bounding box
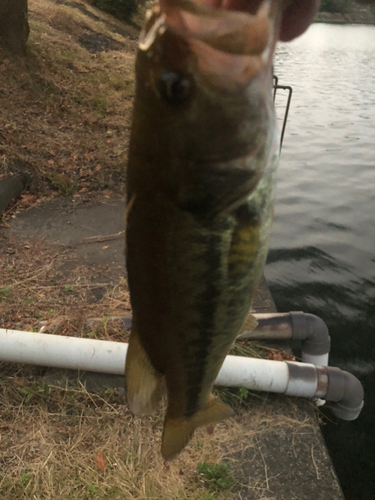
[267,23,375,499]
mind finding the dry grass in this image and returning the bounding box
[0,232,130,333]
[0,364,313,500]
[0,231,307,499]
[0,0,139,194]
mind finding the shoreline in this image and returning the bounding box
[315,12,375,25]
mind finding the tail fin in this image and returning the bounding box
[161,394,233,460]
[125,326,163,415]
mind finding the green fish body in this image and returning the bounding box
[125,0,281,460]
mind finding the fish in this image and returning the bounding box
[125,0,283,460]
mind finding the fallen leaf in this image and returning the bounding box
[266,349,296,362]
[96,452,106,471]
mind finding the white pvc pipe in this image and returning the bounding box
[0,328,317,395]
[0,328,128,375]
[302,352,329,366]
[215,355,289,392]
[1,328,363,421]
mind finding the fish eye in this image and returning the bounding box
[157,71,191,105]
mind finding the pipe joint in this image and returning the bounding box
[290,312,331,355]
[285,361,317,398]
[325,367,364,421]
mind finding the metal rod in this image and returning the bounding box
[272,75,279,102]
[276,85,293,150]
[273,77,293,151]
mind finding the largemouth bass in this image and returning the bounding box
[125,0,284,460]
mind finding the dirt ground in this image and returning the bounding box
[0,0,139,196]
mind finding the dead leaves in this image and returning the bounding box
[95,451,106,472]
[265,348,296,362]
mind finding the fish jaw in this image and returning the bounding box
[141,0,282,89]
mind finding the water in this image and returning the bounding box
[266,23,375,499]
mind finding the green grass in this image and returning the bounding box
[0,285,11,298]
[197,462,234,492]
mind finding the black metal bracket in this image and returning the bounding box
[273,75,293,151]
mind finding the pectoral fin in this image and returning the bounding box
[125,326,163,415]
[161,394,233,460]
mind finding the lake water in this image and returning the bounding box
[267,23,375,499]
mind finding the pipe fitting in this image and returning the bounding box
[290,312,331,356]
[241,312,331,367]
[0,328,364,421]
[285,361,318,398]
[323,367,364,421]
[244,312,292,340]
[284,363,364,420]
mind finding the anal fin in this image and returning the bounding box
[161,393,233,460]
[125,326,163,415]
[238,311,258,336]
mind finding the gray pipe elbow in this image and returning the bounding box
[290,312,331,356]
[325,367,364,421]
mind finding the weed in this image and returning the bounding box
[0,285,11,298]
[199,494,216,500]
[238,386,250,400]
[65,285,74,292]
[18,385,46,403]
[21,473,31,486]
[215,385,266,410]
[48,173,78,196]
[92,94,107,115]
[197,462,234,492]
